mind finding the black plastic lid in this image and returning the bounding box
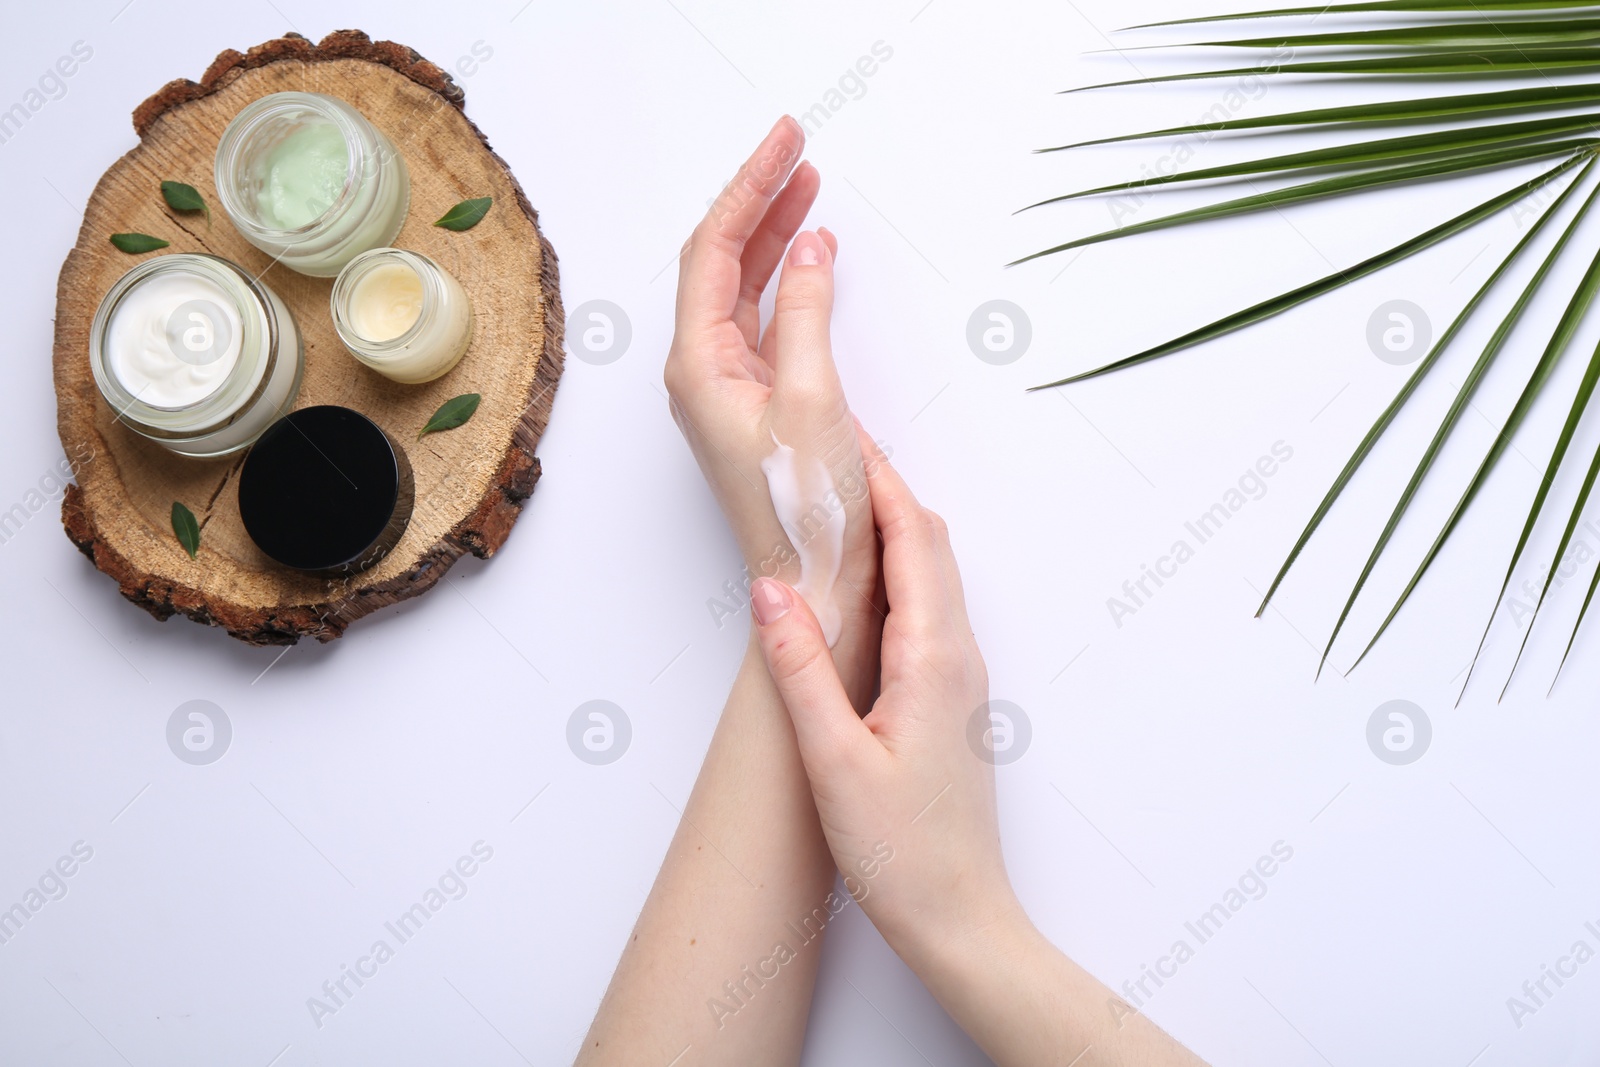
[239,406,414,575]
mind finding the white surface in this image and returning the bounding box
[4,2,1600,1064]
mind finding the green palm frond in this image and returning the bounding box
[1070,51,1600,94]
[1044,85,1600,151]
[1127,1,1600,29]
[1193,21,1600,51]
[1025,1,1600,696]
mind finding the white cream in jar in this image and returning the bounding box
[761,434,846,647]
[103,271,244,408]
[90,254,304,457]
[331,248,473,384]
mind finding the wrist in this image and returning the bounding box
[890,897,1065,1042]
[880,882,1034,981]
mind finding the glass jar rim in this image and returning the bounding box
[214,91,367,241]
[89,254,281,437]
[330,247,446,358]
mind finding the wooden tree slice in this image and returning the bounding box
[54,31,564,646]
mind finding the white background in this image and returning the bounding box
[5,1,1600,1064]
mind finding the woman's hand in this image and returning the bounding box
[664,117,882,699]
[747,438,1022,960]
[747,443,1209,1067]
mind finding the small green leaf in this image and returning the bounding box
[171,502,200,560]
[434,197,493,231]
[160,180,209,223]
[419,393,482,438]
[110,232,169,254]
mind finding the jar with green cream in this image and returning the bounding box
[215,92,409,277]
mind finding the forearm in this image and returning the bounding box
[575,641,836,1067]
[906,913,1207,1067]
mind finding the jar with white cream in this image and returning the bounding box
[330,248,474,383]
[214,92,410,277]
[89,254,304,457]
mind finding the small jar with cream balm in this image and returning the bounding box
[330,248,474,383]
[214,91,410,277]
[89,254,304,458]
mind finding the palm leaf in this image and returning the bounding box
[1553,527,1600,688]
[1046,86,1600,151]
[1197,21,1600,51]
[1050,114,1600,202]
[1030,1,1600,687]
[1501,426,1600,698]
[1016,140,1592,261]
[1453,285,1600,698]
[1314,168,1600,677]
[1255,159,1597,619]
[1071,51,1600,94]
[1127,1,1600,29]
[1027,154,1588,388]
[1349,235,1600,674]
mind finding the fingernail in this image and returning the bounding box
[789,230,824,267]
[751,578,793,626]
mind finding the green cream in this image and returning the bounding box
[255,119,349,230]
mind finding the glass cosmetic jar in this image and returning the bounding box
[89,253,304,458]
[214,91,410,277]
[330,248,474,384]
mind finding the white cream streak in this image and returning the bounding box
[760,433,846,647]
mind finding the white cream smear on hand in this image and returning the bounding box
[761,433,846,647]
[106,271,244,408]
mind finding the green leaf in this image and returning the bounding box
[1310,165,1600,677]
[1030,1,1600,683]
[1500,424,1600,698]
[1198,20,1600,51]
[110,232,169,254]
[1454,280,1600,698]
[434,197,493,231]
[1027,153,1589,388]
[1350,218,1600,677]
[1047,113,1600,202]
[419,393,482,438]
[1014,139,1595,258]
[160,180,209,222]
[1553,528,1600,690]
[1125,1,1600,30]
[1069,50,1600,95]
[1044,85,1600,151]
[1256,158,1597,624]
[171,502,200,559]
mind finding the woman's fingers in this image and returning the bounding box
[771,231,843,411]
[751,578,873,776]
[675,116,805,339]
[861,443,955,635]
[734,162,820,352]
[856,423,967,624]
